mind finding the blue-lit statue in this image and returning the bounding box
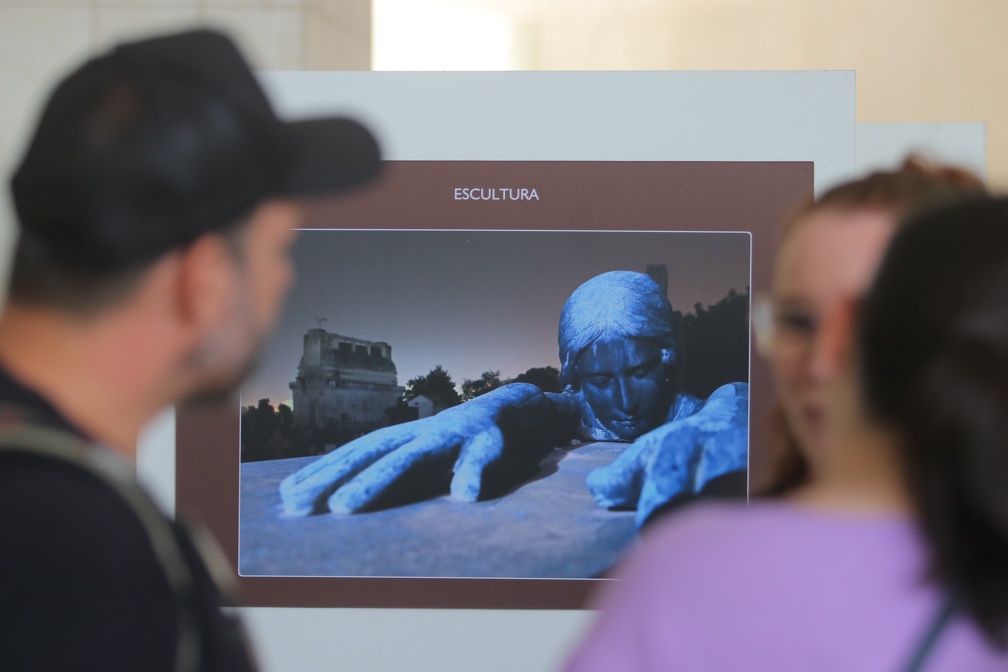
[280,271,748,527]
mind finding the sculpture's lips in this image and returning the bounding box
[613,417,642,426]
[610,416,649,438]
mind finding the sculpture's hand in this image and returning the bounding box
[279,384,559,516]
[585,382,749,527]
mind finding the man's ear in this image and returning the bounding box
[810,295,861,378]
[172,234,237,333]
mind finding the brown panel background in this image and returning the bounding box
[176,160,812,609]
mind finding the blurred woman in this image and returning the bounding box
[563,177,1008,672]
[754,158,985,494]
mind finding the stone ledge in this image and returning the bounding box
[239,441,638,578]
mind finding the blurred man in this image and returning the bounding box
[0,29,380,671]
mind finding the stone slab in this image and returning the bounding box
[239,442,638,578]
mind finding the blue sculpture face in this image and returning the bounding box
[575,337,672,441]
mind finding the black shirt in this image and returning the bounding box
[0,366,256,671]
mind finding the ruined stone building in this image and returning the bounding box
[290,328,404,435]
[407,394,450,419]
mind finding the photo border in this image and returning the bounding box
[174,159,811,608]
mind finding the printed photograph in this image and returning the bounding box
[238,229,752,579]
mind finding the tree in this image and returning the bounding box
[240,406,256,461]
[461,370,503,401]
[277,403,294,439]
[679,288,750,399]
[511,365,561,393]
[405,365,461,407]
[242,399,279,462]
[252,398,278,438]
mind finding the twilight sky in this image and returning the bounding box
[241,229,750,407]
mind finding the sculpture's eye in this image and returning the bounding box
[630,359,660,380]
[582,374,613,389]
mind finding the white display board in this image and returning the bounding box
[855,122,986,179]
[139,70,855,672]
[260,70,855,195]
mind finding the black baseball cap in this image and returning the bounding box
[10,29,381,273]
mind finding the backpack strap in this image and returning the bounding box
[0,406,202,672]
[898,594,958,672]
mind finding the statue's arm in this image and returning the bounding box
[280,383,578,516]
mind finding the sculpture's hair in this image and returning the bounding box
[761,156,987,495]
[859,196,1008,645]
[558,271,677,391]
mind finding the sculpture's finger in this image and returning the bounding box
[327,432,462,513]
[450,427,506,502]
[691,426,749,492]
[635,430,699,527]
[585,438,653,509]
[278,424,419,516]
[636,394,749,526]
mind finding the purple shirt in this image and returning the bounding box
[563,501,1007,672]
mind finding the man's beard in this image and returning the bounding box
[182,330,264,407]
[183,353,261,406]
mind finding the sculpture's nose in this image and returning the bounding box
[614,377,638,414]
